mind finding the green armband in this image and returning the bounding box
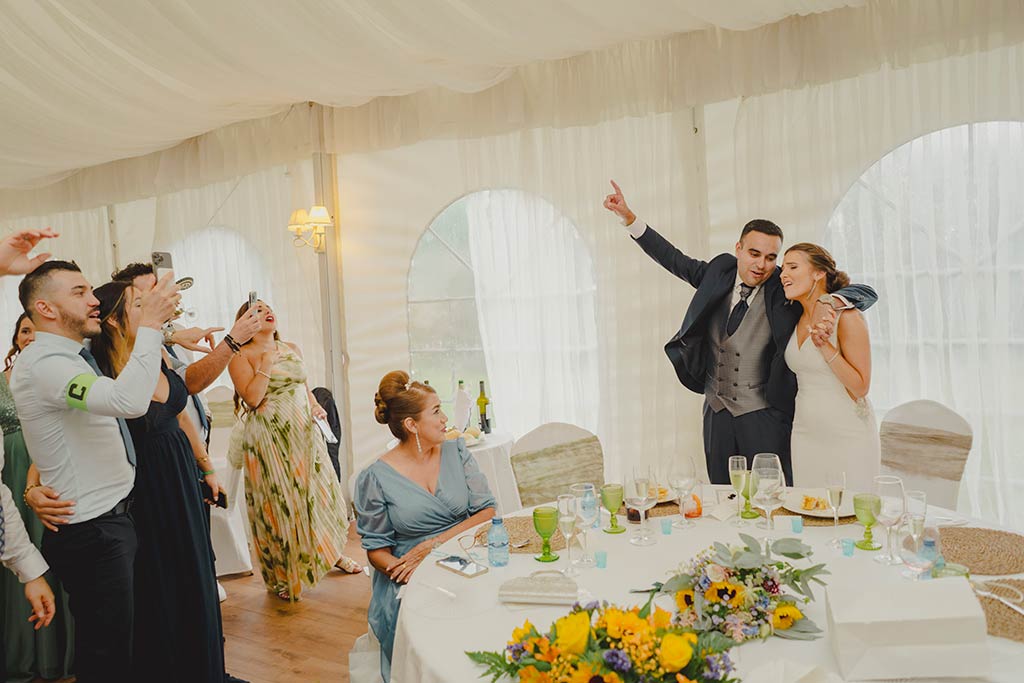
[65,373,98,410]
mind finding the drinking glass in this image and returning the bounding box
[532,506,560,562]
[557,494,578,576]
[897,520,937,580]
[600,483,625,534]
[873,475,906,565]
[900,490,927,577]
[751,453,784,530]
[625,466,657,546]
[826,471,847,550]
[853,493,881,551]
[669,457,697,529]
[570,483,598,567]
[728,456,749,527]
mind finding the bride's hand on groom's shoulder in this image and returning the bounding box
[809,307,836,347]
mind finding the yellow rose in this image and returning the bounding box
[601,608,626,639]
[554,611,592,656]
[658,631,698,673]
[772,603,804,630]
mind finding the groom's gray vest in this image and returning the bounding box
[704,288,772,416]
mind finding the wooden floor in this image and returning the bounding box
[221,526,371,683]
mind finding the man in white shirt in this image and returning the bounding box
[11,260,177,683]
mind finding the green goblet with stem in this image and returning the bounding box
[533,506,560,562]
[853,493,882,551]
[600,483,625,534]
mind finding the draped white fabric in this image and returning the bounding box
[464,189,599,439]
[733,44,1024,528]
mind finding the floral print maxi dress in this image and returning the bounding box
[229,342,349,599]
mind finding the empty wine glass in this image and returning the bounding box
[826,471,847,550]
[570,483,598,567]
[901,490,927,578]
[728,455,749,527]
[873,475,906,565]
[669,457,697,529]
[557,494,578,576]
[751,453,784,530]
[625,466,657,546]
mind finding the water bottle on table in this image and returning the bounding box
[488,518,510,567]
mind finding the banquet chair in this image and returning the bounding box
[879,400,973,510]
[204,384,254,575]
[510,423,604,507]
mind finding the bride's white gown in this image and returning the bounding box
[784,313,880,494]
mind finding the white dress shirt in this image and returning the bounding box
[11,329,164,523]
[0,450,48,582]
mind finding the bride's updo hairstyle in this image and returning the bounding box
[784,243,851,293]
[374,370,437,440]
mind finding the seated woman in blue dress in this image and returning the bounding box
[355,371,496,681]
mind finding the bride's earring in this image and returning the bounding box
[414,431,422,454]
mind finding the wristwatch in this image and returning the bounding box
[162,323,175,346]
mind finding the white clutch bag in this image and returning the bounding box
[498,571,578,606]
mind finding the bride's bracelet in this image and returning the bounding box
[826,349,841,364]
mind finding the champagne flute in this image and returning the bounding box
[898,519,937,580]
[600,483,625,534]
[570,483,598,567]
[853,493,881,551]
[669,457,697,529]
[625,466,656,547]
[728,456,749,527]
[826,471,847,550]
[557,494,578,576]
[532,506,560,563]
[873,475,906,565]
[751,453,784,530]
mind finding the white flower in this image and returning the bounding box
[706,564,728,582]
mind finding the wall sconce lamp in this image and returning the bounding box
[288,205,331,253]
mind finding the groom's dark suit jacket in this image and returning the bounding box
[634,226,877,418]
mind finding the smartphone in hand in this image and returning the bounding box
[151,251,174,281]
[200,479,228,509]
[248,290,257,310]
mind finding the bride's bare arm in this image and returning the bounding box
[817,310,871,399]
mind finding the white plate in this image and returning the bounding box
[463,434,485,448]
[782,489,854,518]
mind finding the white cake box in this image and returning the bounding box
[826,577,990,680]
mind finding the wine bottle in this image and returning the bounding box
[477,381,491,434]
[454,379,473,431]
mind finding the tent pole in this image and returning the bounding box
[106,203,121,270]
[310,103,355,488]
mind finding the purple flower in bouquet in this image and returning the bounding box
[603,648,632,673]
[704,652,736,681]
[506,642,526,662]
[697,574,712,591]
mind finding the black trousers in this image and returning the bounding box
[702,402,793,486]
[41,512,137,683]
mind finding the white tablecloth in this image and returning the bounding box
[208,426,253,576]
[391,488,1024,683]
[465,431,519,516]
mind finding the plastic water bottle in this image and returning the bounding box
[487,518,510,567]
[918,538,939,580]
[581,488,599,529]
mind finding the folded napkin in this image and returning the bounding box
[709,500,738,521]
[744,659,844,683]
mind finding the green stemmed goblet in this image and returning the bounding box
[853,493,882,551]
[533,506,560,562]
[740,470,760,520]
[600,483,625,534]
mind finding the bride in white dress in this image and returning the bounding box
[781,243,880,494]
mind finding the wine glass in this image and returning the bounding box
[826,471,847,550]
[600,483,625,534]
[625,466,657,547]
[728,456,749,527]
[853,493,882,551]
[750,453,784,530]
[532,506,560,563]
[900,490,927,577]
[873,475,906,565]
[570,483,598,567]
[669,457,697,529]
[557,494,578,576]
[898,520,938,580]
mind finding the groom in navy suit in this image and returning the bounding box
[603,181,877,485]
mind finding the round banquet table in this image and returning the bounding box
[390,488,1024,683]
[465,430,519,516]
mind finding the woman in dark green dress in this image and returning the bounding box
[0,313,74,682]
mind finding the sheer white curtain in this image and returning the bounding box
[734,44,1024,528]
[465,189,598,438]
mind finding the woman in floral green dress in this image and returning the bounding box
[227,300,361,600]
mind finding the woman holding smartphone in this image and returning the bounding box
[227,298,361,602]
[355,370,496,682]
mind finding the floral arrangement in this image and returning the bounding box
[467,600,738,683]
[646,534,829,643]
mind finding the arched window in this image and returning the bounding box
[166,226,272,389]
[408,190,599,437]
[824,121,1024,527]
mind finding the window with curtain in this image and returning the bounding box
[824,121,1024,528]
[408,189,599,438]
[166,226,272,389]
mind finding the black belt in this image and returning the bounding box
[98,496,133,518]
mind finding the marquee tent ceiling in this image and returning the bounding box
[0,0,858,191]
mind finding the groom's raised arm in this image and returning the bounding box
[831,283,879,311]
[602,180,709,288]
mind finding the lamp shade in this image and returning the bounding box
[307,205,332,225]
[287,208,309,233]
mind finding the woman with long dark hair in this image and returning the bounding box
[90,281,225,683]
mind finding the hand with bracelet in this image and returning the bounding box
[23,465,75,532]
